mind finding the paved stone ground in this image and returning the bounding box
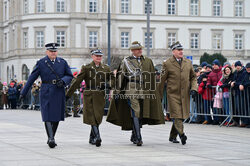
[0,109,250,166]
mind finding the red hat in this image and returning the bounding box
[73,72,78,76]
[10,82,15,86]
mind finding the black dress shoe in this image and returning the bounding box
[180,134,187,145]
[169,138,180,143]
[130,131,136,144]
[48,139,56,148]
[89,138,96,145]
[136,140,143,146]
[47,139,57,146]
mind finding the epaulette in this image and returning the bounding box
[57,57,61,63]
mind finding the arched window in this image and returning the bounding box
[11,65,14,79]
[22,64,29,81]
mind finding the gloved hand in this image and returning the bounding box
[207,84,213,89]
[190,90,197,99]
[202,81,207,89]
[56,79,64,88]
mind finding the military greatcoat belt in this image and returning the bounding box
[42,79,57,84]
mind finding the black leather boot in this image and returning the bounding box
[130,129,136,144]
[132,117,143,146]
[89,129,95,145]
[45,122,56,148]
[52,122,59,146]
[52,122,59,136]
[179,133,187,145]
[91,125,102,147]
[169,137,180,143]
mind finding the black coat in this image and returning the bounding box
[233,68,246,94]
[220,73,234,89]
[241,71,250,88]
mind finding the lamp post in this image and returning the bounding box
[107,0,111,65]
[146,0,150,57]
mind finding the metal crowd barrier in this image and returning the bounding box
[65,89,111,115]
[20,89,31,109]
[189,86,250,126]
[19,89,41,110]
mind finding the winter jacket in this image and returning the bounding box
[217,73,234,93]
[233,67,246,95]
[207,68,222,86]
[8,87,17,100]
[198,82,214,100]
[241,71,250,88]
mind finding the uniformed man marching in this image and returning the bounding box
[20,43,73,148]
[159,41,197,145]
[66,48,114,147]
[107,41,165,146]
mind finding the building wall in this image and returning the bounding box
[0,0,250,82]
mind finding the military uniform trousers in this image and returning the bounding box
[170,118,184,139]
[125,82,144,118]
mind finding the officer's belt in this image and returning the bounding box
[128,80,144,84]
[85,86,105,90]
[42,79,57,84]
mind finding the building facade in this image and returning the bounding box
[0,0,250,82]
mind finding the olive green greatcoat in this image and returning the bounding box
[107,55,165,130]
[159,56,197,119]
[66,61,114,125]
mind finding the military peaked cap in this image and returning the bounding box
[45,43,59,52]
[170,41,183,50]
[91,49,104,56]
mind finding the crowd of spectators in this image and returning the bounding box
[1,60,249,128]
[0,79,41,110]
[0,79,25,109]
[194,60,250,127]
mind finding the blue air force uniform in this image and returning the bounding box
[21,56,73,121]
[21,43,73,148]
